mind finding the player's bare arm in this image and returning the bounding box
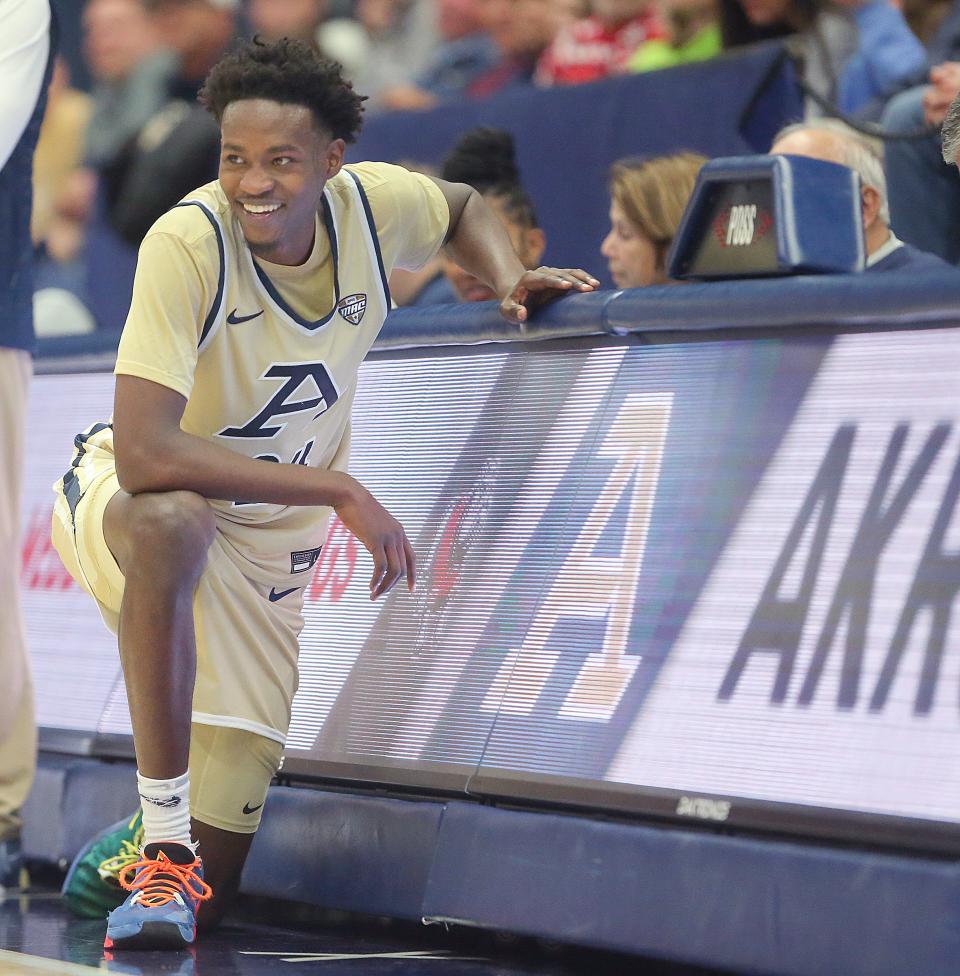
[113,374,414,598]
[429,177,600,324]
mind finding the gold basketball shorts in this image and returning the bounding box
[51,463,301,834]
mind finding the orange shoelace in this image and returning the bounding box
[117,851,213,908]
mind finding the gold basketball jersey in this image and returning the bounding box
[112,161,448,570]
[51,162,448,742]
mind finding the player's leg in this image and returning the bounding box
[188,723,283,930]
[191,822,255,931]
[102,488,216,782]
[55,472,287,942]
[61,726,280,927]
[99,488,217,950]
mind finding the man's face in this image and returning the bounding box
[83,0,159,82]
[499,0,575,56]
[484,0,573,55]
[218,99,344,266]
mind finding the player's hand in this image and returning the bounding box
[333,479,416,600]
[499,267,600,325]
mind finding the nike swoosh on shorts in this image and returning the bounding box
[268,586,300,602]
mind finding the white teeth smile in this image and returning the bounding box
[242,203,281,214]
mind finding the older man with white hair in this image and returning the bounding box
[770,119,953,274]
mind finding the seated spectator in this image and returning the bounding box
[319,0,439,110]
[100,0,238,246]
[247,0,331,49]
[770,119,954,271]
[601,152,705,288]
[535,0,665,87]
[720,0,925,115]
[382,0,574,111]
[882,57,960,263]
[81,0,175,171]
[468,0,581,99]
[32,0,174,317]
[378,0,496,110]
[430,128,548,304]
[628,0,721,71]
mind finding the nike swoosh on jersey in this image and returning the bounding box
[268,586,301,602]
[227,308,264,324]
[242,801,265,815]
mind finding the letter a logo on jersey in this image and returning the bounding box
[218,362,339,439]
[337,293,367,326]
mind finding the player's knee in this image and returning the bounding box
[125,491,216,576]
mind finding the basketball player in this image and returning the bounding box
[51,37,598,951]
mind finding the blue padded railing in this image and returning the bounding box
[37,269,960,363]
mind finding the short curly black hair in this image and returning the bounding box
[199,37,365,144]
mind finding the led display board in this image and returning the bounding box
[21,327,960,853]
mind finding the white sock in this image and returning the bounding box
[136,770,196,852]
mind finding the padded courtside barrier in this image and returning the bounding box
[422,802,960,976]
[25,764,960,974]
[240,786,444,919]
[36,270,960,363]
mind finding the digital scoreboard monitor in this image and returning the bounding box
[668,155,865,279]
[21,324,960,854]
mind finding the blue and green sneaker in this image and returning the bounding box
[62,811,144,919]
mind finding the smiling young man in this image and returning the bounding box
[51,38,597,952]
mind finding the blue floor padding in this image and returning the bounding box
[241,785,445,919]
[423,801,960,976]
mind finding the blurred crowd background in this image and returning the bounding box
[32,0,960,333]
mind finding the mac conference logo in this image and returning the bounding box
[337,292,367,325]
[713,204,773,248]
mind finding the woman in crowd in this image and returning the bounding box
[600,152,705,288]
